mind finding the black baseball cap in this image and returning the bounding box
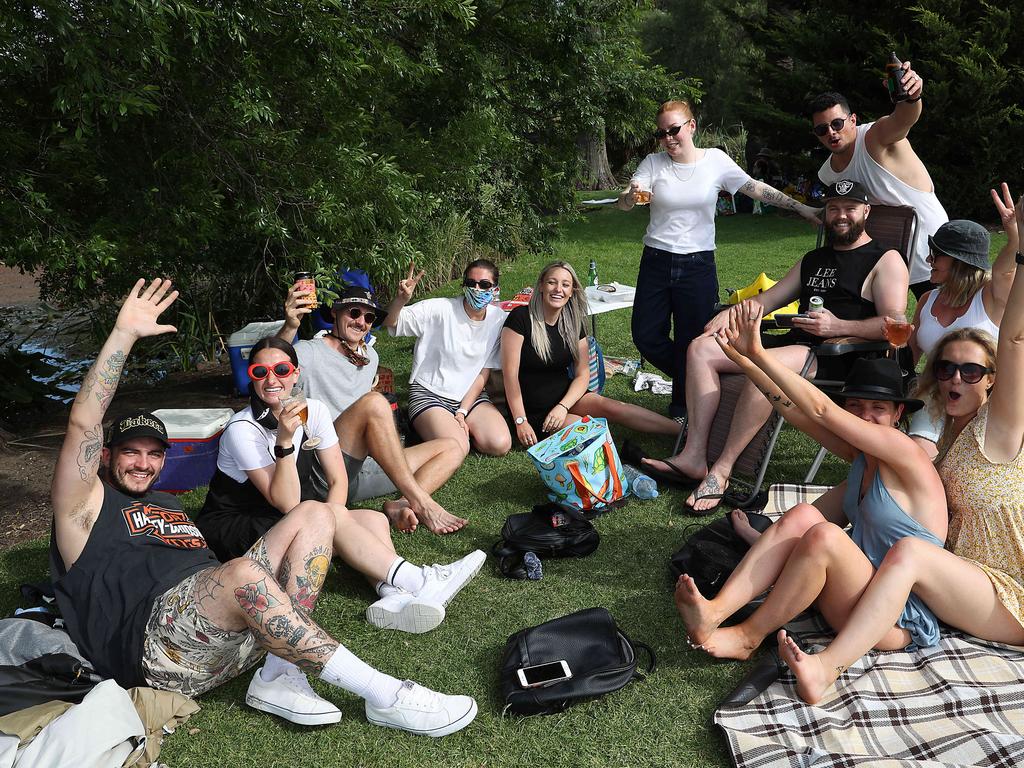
[106,412,170,448]
[320,284,387,327]
[824,179,870,204]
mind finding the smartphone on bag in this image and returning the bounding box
[517,660,573,689]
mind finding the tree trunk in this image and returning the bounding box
[576,119,617,190]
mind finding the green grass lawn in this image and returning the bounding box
[0,207,1007,767]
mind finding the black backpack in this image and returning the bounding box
[499,607,655,715]
[669,512,773,598]
[492,504,600,561]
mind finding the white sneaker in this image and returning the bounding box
[245,666,342,726]
[409,550,485,611]
[366,590,445,634]
[365,680,477,737]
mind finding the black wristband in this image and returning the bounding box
[1016,251,1024,265]
[906,96,921,103]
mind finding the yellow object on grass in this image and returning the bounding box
[726,272,799,320]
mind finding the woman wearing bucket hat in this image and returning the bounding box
[776,201,1024,704]
[906,184,1021,457]
[672,300,947,663]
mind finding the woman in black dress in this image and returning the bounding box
[501,261,679,447]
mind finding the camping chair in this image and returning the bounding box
[670,351,816,509]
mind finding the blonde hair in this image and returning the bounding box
[527,262,587,364]
[914,327,997,461]
[937,258,990,308]
[657,99,694,121]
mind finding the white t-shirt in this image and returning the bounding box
[631,148,750,254]
[216,399,339,483]
[388,297,504,401]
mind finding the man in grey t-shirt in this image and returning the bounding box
[277,284,466,534]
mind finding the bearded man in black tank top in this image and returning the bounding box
[643,180,910,514]
[48,278,477,737]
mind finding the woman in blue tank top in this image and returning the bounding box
[673,301,947,661]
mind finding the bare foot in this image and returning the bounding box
[685,469,729,513]
[777,630,837,705]
[406,496,468,535]
[382,500,418,533]
[730,509,761,546]
[674,573,724,647]
[699,625,760,660]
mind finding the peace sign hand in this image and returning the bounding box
[397,262,426,303]
[991,183,1018,232]
[113,278,179,340]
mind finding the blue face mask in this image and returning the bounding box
[463,286,494,310]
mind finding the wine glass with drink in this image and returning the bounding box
[281,386,321,450]
[882,313,913,375]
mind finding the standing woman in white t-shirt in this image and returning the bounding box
[385,259,512,459]
[617,99,821,418]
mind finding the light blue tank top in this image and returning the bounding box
[842,454,943,648]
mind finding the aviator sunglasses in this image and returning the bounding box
[812,115,852,137]
[463,278,496,290]
[248,361,297,381]
[652,122,690,140]
[933,359,993,384]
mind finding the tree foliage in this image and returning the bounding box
[1,0,679,338]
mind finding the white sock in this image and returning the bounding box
[260,653,297,682]
[386,557,426,594]
[318,645,403,709]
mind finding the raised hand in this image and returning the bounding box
[725,301,765,359]
[113,278,179,340]
[396,262,425,303]
[991,183,1018,232]
[284,281,316,328]
[900,61,923,101]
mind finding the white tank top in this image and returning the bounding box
[915,289,1000,357]
[818,122,948,285]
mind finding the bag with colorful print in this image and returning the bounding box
[526,416,628,515]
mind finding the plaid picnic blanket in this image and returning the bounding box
[715,484,1024,768]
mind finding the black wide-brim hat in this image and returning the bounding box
[320,285,387,328]
[820,357,924,413]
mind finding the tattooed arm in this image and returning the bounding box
[738,179,821,224]
[51,279,178,561]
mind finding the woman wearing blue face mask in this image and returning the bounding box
[385,259,512,459]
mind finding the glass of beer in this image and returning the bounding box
[883,313,913,375]
[294,271,318,310]
[634,188,652,205]
[281,386,321,450]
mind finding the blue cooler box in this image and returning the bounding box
[152,408,235,493]
[227,320,291,395]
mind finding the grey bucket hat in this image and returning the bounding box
[928,220,991,271]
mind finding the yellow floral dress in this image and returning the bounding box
[939,403,1024,628]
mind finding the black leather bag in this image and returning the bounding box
[669,512,773,598]
[492,504,600,561]
[499,607,655,715]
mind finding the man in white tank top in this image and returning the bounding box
[810,62,948,299]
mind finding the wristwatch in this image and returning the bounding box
[514,416,527,425]
[455,407,469,417]
[274,444,295,459]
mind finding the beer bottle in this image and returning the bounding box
[886,52,909,103]
[588,259,598,288]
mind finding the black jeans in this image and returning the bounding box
[631,245,718,417]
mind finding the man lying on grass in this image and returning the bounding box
[48,278,477,737]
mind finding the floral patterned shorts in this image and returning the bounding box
[141,539,270,698]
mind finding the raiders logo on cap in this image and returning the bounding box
[824,179,869,204]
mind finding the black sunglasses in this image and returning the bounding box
[934,359,993,384]
[344,306,377,325]
[812,116,852,137]
[653,123,687,140]
[463,278,496,290]
[248,361,297,381]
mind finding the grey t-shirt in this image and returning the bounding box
[294,336,379,420]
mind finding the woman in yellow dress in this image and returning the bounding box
[776,198,1024,704]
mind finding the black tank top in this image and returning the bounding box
[788,239,889,344]
[49,481,217,687]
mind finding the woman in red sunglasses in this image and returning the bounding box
[383,258,512,461]
[615,98,821,420]
[196,336,486,636]
[773,205,1024,704]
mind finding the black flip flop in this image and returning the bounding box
[680,477,730,517]
[620,439,697,490]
